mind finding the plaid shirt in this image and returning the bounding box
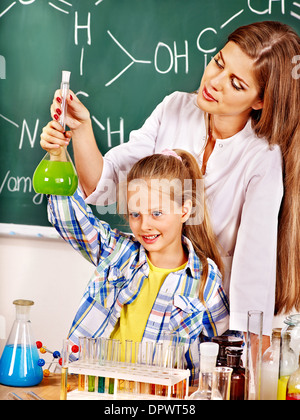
[48,189,229,379]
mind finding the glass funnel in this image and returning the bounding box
[0,300,43,387]
[32,70,78,196]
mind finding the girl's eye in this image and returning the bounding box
[152,211,163,217]
[129,212,140,219]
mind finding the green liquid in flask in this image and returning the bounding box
[33,158,78,196]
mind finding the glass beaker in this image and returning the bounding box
[32,70,78,196]
[0,300,43,387]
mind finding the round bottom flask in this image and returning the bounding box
[33,149,78,196]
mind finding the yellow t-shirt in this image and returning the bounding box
[110,257,187,361]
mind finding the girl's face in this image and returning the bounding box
[127,180,191,263]
[197,41,263,120]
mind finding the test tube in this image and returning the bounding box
[87,337,97,392]
[124,340,134,393]
[7,392,23,400]
[97,337,106,393]
[173,341,187,399]
[78,337,87,391]
[60,339,71,400]
[59,70,70,131]
[245,310,263,400]
[137,341,154,395]
[105,339,120,394]
[160,332,179,396]
[154,342,165,396]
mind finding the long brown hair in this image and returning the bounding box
[228,21,300,314]
[125,149,224,303]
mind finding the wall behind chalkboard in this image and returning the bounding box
[0,0,299,229]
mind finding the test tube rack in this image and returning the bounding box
[63,360,190,400]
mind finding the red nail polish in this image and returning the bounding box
[70,94,73,101]
[56,108,61,115]
[56,97,61,103]
[54,114,59,121]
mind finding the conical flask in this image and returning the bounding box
[0,300,43,387]
[32,70,78,196]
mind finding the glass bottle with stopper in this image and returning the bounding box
[33,70,78,196]
[188,342,219,400]
[0,300,44,387]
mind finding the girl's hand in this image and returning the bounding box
[40,120,71,153]
[50,89,90,131]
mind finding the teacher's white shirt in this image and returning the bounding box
[86,91,283,336]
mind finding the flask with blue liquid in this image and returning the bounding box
[0,300,43,387]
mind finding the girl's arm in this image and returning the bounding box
[47,189,118,266]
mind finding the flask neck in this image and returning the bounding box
[198,371,213,392]
[13,300,34,322]
[49,145,68,161]
[15,306,31,322]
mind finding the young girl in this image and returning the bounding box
[47,148,229,381]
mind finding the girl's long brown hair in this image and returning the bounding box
[126,149,224,304]
[228,21,300,314]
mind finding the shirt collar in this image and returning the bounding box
[181,235,202,279]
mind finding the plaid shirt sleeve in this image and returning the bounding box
[201,259,230,337]
[47,189,120,266]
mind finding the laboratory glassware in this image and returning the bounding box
[105,338,120,394]
[33,70,78,196]
[245,310,263,400]
[212,335,244,366]
[277,314,300,400]
[286,358,300,400]
[97,337,106,393]
[188,342,219,400]
[87,338,97,392]
[136,340,154,395]
[0,300,43,387]
[78,337,87,391]
[211,367,233,400]
[260,328,281,400]
[60,339,72,400]
[226,347,245,400]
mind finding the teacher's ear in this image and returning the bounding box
[252,98,264,111]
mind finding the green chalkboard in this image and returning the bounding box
[0,0,299,229]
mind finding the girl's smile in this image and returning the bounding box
[142,234,161,244]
